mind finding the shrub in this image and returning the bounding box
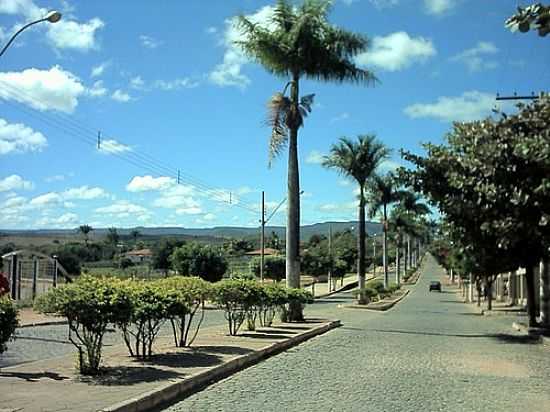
[211,279,260,335]
[258,284,288,327]
[119,258,134,270]
[117,280,172,360]
[170,243,228,282]
[352,287,378,304]
[387,283,401,294]
[365,280,385,293]
[35,276,132,375]
[160,276,211,347]
[249,256,286,282]
[0,273,9,296]
[280,288,313,322]
[0,296,18,356]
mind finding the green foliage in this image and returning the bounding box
[0,296,18,356]
[249,256,286,282]
[170,243,228,282]
[119,257,134,270]
[152,239,185,275]
[365,280,385,293]
[211,279,260,335]
[352,287,378,303]
[160,276,211,347]
[106,227,120,246]
[35,276,133,374]
[224,239,254,256]
[55,250,81,276]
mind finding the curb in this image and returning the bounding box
[100,320,341,412]
[315,280,358,299]
[511,322,550,345]
[18,319,68,328]
[340,289,411,312]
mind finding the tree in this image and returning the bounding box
[237,0,376,319]
[505,3,550,37]
[130,229,140,245]
[397,191,430,270]
[170,243,228,283]
[367,173,402,288]
[78,225,93,247]
[153,239,185,276]
[106,227,119,246]
[402,97,550,326]
[250,256,286,282]
[323,135,389,303]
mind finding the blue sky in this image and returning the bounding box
[0,0,548,230]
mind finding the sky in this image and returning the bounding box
[0,0,548,230]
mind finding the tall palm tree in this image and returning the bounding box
[323,135,389,303]
[367,173,403,288]
[399,191,430,269]
[388,207,411,285]
[78,224,93,247]
[237,0,376,318]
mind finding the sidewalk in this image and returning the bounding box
[304,267,383,298]
[17,307,67,328]
[1,319,339,412]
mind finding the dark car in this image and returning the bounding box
[429,281,442,292]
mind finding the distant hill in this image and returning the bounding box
[0,221,382,242]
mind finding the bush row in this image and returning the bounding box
[0,295,19,358]
[352,280,401,304]
[35,275,312,375]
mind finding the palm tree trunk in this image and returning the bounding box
[396,240,400,285]
[357,184,366,303]
[286,77,302,321]
[525,264,538,327]
[407,234,411,271]
[383,204,388,288]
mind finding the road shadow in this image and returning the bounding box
[371,329,541,344]
[439,300,468,304]
[79,365,184,386]
[0,370,69,382]
[15,336,72,345]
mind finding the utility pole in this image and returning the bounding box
[373,234,376,279]
[328,224,332,292]
[260,191,265,283]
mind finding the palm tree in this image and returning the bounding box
[130,229,140,245]
[399,191,430,269]
[78,225,93,247]
[323,135,389,303]
[367,173,402,288]
[237,0,376,318]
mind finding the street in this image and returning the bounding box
[163,256,550,412]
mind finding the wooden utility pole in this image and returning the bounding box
[328,224,332,292]
[260,191,265,283]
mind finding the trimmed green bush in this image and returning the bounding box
[169,243,228,282]
[249,256,286,282]
[366,280,385,293]
[211,279,259,335]
[35,276,133,375]
[160,276,211,347]
[352,287,378,303]
[0,296,18,357]
[280,288,313,322]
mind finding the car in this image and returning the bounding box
[429,281,442,292]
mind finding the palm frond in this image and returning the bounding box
[266,92,291,166]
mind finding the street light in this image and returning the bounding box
[0,10,62,58]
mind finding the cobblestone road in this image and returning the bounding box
[163,256,550,412]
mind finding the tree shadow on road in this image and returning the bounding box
[371,329,541,345]
[0,370,69,382]
[79,365,185,386]
[145,351,224,368]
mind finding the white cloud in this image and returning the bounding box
[404,91,500,122]
[356,32,436,72]
[153,184,202,215]
[379,159,403,172]
[98,138,132,154]
[306,150,325,165]
[236,186,254,195]
[209,6,275,88]
[0,66,85,113]
[45,174,66,182]
[338,179,351,187]
[450,41,499,72]
[2,195,26,208]
[424,0,456,15]
[111,89,132,102]
[91,61,109,78]
[0,174,34,192]
[126,175,175,192]
[0,118,47,155]
[96,201,148,216]
[35,212,79,228]
[30,192,62,206]
[139,35,162,49]
[368,0,399,8]
[130,76,145,90]
[153,78,199,90]
[87,80,107,97]
[206,27,218,34]
[63,185,107,200]
[202,213,216,221]
[329,113,350,123]
[46,18,104,51]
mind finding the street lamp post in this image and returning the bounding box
[0,10,62,58]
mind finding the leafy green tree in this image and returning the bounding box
[367,173,403,287]
[55,250,81,276]
[237,0,376,319]
[224,239,254,256]
[170,243,228,282]
[78,225,93,247]
[250,256,286,282]
[402,97,550,325]
[153,239,186,276]
[505,3,550,36]
[130,229,140,245]
[106,227,119,246]
[323,135,389,303]
[0,296,18,357]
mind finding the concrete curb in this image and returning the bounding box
[511,322,550,346]
[340,289,411,312]
[18,319,68,328]
[100,320,341,412]
[315,280,358,299]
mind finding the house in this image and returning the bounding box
[124,248,153,264]
[244,248,280,257]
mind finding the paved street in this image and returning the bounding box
[163,256,550,412]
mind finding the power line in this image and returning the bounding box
[0,80,260,214]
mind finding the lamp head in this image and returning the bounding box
[45,10,62,23]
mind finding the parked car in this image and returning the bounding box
[429,281,442,292]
